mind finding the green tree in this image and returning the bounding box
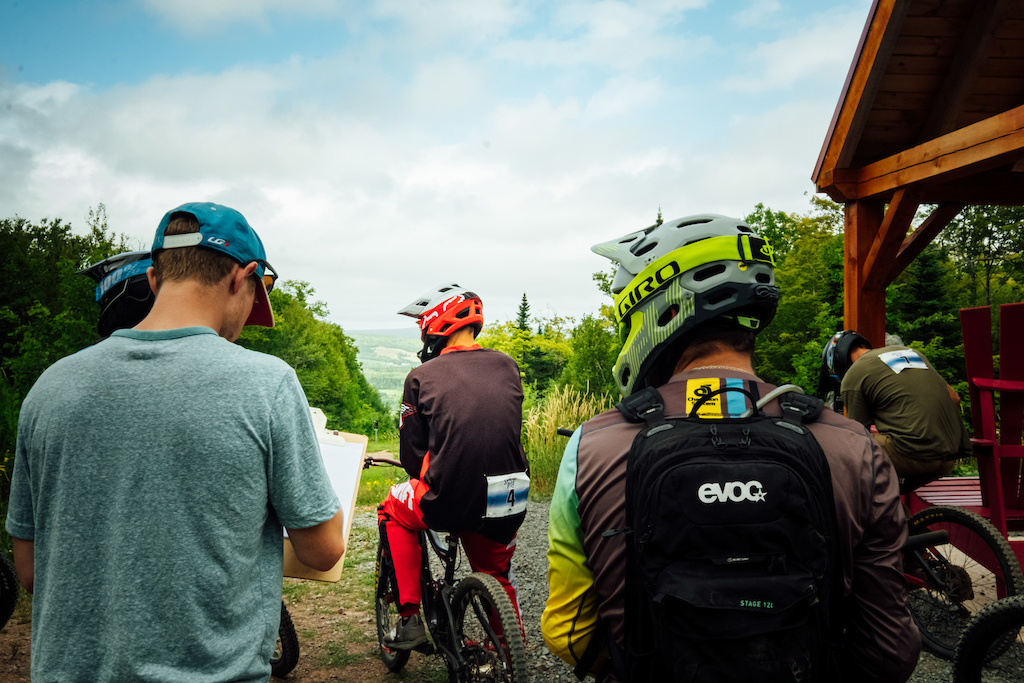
[938,205,1024,307]
[516,293,530,331]
[749,200,844,389]
[238,281,390,434]
[559,314,620,397]
[0,212,127,552]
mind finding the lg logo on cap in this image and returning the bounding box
[698,480,767,504]
[207,237,230,246]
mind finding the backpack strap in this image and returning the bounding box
[616,387,671,434]
[572,619,628,682]
[573,620,607,681]
[777,391,825,430]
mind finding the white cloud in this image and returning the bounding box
[1,0,861,330]
[731,0,782,29]
[139,0,347,31]
[721,7,865,92]
[585,75,664,119]
[493,0,709,70]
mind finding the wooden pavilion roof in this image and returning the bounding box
[811,0,1024,346]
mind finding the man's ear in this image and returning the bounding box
[147,266,159,294]
[230,262,259,294]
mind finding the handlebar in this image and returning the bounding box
[556,427,575,437]
[903,529,950,552]
[364,454,402,469]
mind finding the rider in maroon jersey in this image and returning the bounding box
[378,283,530,649]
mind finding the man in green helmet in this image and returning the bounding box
[542,214,919,682]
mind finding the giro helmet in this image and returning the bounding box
[398,282,483,362]
[592,214,779,396]
[80,250,155,338]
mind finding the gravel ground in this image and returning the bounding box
[513,500,953,683]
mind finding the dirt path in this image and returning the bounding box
[0,512,442,683]
[0,505,956,682]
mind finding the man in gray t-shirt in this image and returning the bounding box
[6,202,344,682]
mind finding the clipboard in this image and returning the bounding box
[283,407,367,582]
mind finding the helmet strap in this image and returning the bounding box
[418,335,445,363]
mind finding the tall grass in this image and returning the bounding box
[524,385,615,500]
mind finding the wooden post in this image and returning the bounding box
[844,200,886,346]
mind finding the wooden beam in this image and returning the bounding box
[813,0,910,184]
[918,0,1009,142]
[844,200,887,346]
[842,104,1024,198]
[862,188,920,290]
[889,203,965,284]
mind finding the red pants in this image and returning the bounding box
[377,479,522,624]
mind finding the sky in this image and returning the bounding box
[0,0,870,332]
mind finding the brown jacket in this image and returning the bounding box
[546,368,920,682]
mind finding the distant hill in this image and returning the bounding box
[349,331,421,411]
[349,327,421,339]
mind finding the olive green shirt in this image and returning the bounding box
[841,345,970,462]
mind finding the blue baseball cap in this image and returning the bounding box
[152,202,278,327]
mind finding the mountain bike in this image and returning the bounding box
[902,506,1023,659]
[903,505,1024,658]
[815,397,1024,659]
[952,594,1024,682]
[369,454,528,682]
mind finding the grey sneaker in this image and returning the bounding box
[384,614,428,650]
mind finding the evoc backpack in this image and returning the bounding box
[612,383,840,682]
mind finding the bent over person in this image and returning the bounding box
[6,202,345,683]
[378,283,530,649]
[821,330,971,492]
[542,214,920,682]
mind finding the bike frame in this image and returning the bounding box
[418,529,503,679]
[902,529,951,590]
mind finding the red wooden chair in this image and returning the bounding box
[953,303,1024,564]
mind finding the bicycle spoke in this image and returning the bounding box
[453,574,527,683]
[906,506,1024,660]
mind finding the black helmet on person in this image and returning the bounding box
[821,330,871,382]
[591,213,779,396]
[80,250,154,338]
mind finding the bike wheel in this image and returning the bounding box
[906,506,1024,659]
[271,601,300,678]
[952,595,1024,683]
[0,553,19,630]
[451,573,527,683]
[375,536,411,672]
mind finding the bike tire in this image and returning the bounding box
[271,600,300,678]
[0,553,19,630]
[375,535,411,672]
[906,506,1024,659]
[451,572,527,683]
[952,594,1024,683]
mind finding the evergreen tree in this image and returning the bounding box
[516,293,531,331]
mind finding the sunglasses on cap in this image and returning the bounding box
[253,260,279,293]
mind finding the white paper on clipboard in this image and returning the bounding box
[283,407,367,582]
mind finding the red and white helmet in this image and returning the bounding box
[398,282,483,361]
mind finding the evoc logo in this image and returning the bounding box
[697,480,767,504]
